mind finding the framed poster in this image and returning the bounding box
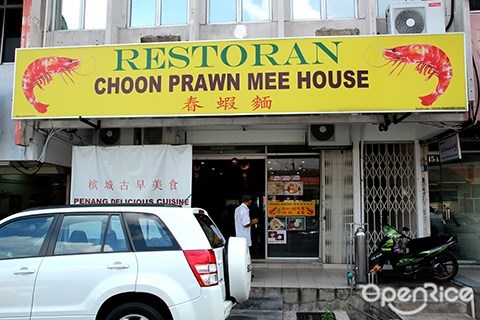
[268,230,287,244]
[287,217,305,231]
[268,217,286,230]
[267,181,284,195]
[284,182,303,195]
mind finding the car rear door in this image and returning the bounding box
[31,213,137,319]
[123,211,203,304]
[194,211,251,304]
[193,212,228,300]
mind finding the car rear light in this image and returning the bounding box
[184,249,218,287]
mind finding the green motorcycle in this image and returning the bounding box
[369,225,458,282]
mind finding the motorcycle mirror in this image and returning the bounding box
[402,227,410,232]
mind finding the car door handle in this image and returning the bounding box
[107,262,130,270]
[14,267,35,275]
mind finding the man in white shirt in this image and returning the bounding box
[234,194,258,248]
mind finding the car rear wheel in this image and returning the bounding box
[227,236,252,303]
[105,302,165,320]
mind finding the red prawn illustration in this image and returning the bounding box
[382,44,452,106]
[22,56,81,113]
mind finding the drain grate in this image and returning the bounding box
[296,312,336,320]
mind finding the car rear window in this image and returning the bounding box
[194,214,225,248]
[53,214,129,255]
[124,212,180,251]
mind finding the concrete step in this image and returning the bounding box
[368,272,475,319]
[227,297,283,320]
[389,299,475,320]
[389,299,468,314]
[226,309,284,320]
[227,289,352,320]
[398,313,474,320]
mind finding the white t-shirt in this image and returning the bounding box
[234,203,252,246]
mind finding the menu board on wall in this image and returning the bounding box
[267,201,316,217]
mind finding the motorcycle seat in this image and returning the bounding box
[406,235,453,254]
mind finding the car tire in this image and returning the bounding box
[105,302,165,320]
[431,252,459,282]
[227,236,252,303]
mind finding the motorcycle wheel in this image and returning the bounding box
[431,252,458,282]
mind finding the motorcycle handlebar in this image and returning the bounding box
[384,225,412,240]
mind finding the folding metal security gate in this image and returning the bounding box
[363,143,418,250]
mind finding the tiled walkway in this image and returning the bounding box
[454,265,480,288]
[235,262,479,320]
[251,261,351,289]
[251,261,480,289]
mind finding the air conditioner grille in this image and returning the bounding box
[307,124,351,147]
[310,124,335,141]
[99,128,120,145]
[395,9,425,34]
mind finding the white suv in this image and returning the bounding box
[0,205,251,320]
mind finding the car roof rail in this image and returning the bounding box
[20,203,182,213]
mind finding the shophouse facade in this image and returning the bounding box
[1,0,480,263]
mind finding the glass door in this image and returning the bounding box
[266,156,320,258]
[191,158,266,259]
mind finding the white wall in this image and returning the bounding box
[182,127,306,145]
[179,122,447,146]
[0,64,27,161]
[359,122,448,142]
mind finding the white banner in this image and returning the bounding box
[70,145,192,207]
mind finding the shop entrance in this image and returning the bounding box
[266,156,320,258]
[191,158,266,259]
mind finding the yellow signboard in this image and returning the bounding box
[267,201,316,217]
[12,33,467,119]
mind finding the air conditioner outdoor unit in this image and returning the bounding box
[386,1,445,34]
[307,124,351,147]
[98,128,121,146]
[98,127,175,146]
[142,127,164,145]
[98,128,138,146]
